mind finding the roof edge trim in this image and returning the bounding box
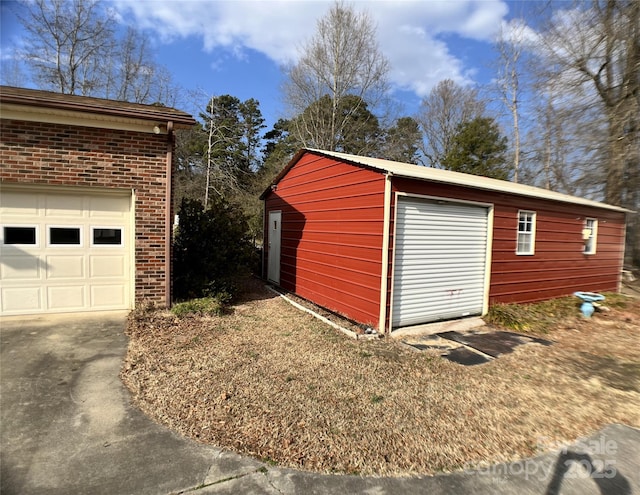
[0,86,196,127]
[291,149,631,214]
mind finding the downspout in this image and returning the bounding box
[164,121,174,308]
[378,172,393,334]
[618,214,628,293]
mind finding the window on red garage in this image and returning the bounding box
[516,210,536,255]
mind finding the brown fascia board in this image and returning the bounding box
[0,86,196,128]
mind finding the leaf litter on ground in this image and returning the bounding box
[121,278,640,477]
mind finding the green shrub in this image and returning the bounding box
[173,197,254,301]
[171,296,227,317]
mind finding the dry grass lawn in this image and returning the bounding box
[121,279,640,477]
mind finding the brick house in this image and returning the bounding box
[0,86,196,315]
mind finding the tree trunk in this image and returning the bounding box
[604,114,626,207]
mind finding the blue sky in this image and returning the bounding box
[1,0,532,131]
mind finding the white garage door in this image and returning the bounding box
[392,196,489,328]
[0,188,133,315]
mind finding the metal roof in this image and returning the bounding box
[264,148,630,213]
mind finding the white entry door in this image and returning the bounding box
[267,211,281,284]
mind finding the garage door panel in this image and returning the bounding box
[89,197,130,218]
[400,244,486,251]
[45,195,84,217]
[1,287,42,312]
[397,255,485,263]
[397,266,486,278]
[0,192,39,215]
[48,285,85,309]
[91,285,127,307]
[392,197,489,328]
[398,286,485,301]
[399,238,485,246]
[1,189,132,315]
[1,256,41,279]
[46,255,84,279]
[89,255,126,277]
[398,277,486,290]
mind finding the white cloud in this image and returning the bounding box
[113,0,509,97]
[498,18,541,49]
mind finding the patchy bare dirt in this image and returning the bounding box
[121,279,640,477]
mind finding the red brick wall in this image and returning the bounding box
[0,118,170,306]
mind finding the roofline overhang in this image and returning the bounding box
[261,148,632,214]
[0,86,196,133]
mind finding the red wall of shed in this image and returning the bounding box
[391,178,626,307]
[264,153,385,326]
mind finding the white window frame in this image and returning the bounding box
[516,210,536,255]
[47,225,83,247]
[90,226,125,247]
[1,224,39,246]
[583,218,598,255]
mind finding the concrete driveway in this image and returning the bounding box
[0,312,264,495]
[1,312,639,495]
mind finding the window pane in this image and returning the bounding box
[517,211,535,255]
[4,226,36,245]
[50,227,80,245]
[93,228,122,245]
[584,219,596,254]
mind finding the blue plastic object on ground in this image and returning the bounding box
[573,291,605,318]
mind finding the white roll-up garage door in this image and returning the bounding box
[0,187,133,315]
[391,196,489,328]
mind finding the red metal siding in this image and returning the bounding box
[491,203,625,303]
[264,153,385,326]
[391,177,626,306]
[264,152,626,331]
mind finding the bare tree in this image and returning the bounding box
[524,81,608,198]
[283,1,389,152]
[416,79,486,168]
[104,28,178,105]
[18,0,177,104]
[536,0,639,264]
[494,20,531,183]
[19,0,115,95]
[0,54,28,87]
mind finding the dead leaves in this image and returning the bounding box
[121,286,640,476]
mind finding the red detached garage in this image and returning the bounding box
[261,149,628,334]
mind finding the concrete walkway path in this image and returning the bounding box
[1,312,638,495]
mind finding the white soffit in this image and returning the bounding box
[0,102,168,134]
